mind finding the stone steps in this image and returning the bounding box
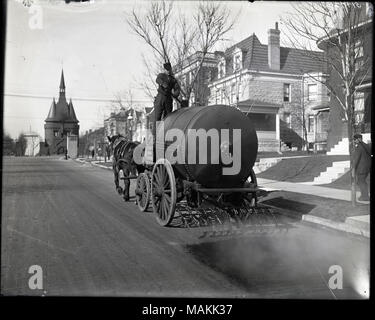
[258,139,279,152]
[327,138,349,155]
[301,160,350,185]
[280,141,291,152]
[327,133,371,155]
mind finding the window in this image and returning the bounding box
[206,70,212,82]
[354,40,364,71]
[238,82,242,100]
[221,88,225,104]
[247,113,276,132]
[231,83,236,104]
[283,84,291,102]
[54,130,59,137]
[354,92,365,126]
[307,84,318,101]
[190,92,195,106]
[218,59,226,79]
[308,115,315,133]
[233,48,242,72]
[284,112,291,128]
[215,89,220,104]
[233,54,242,72]
[186,73,190,85]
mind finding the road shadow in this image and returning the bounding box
[184,234,362,298]
[260,197,316,216]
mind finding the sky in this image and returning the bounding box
[3,0,302,139]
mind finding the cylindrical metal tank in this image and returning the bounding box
[155,104,258,188]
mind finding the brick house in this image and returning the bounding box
[207,23,329,152]
[104,107,143,141]
[174,51,221,107]
[317,3,372,155]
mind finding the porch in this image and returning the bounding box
[237,99,280,152]
[307,105,330,152]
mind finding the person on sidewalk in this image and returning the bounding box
[353,134,371,201]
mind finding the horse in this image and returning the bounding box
[107,134,144,201]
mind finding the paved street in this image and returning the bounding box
[1,157,369,298]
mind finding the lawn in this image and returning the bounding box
[259,190,369,222]
[257,155,350,182]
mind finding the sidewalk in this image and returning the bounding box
[257,178,360,202]
[258,178,370,238]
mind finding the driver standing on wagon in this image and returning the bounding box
[153,62,180,129]
[152,62,181,160]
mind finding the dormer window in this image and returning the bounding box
[218,58,226,79]
[233,48,242,72]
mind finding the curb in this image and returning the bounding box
[91,161,112,170]
[302,214,370,238]
[74,158,112,170]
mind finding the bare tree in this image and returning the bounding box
[126,0,236,106]
[281,2,372,205]
[16,133,27,156]
[127,1,174,63]
[3,133,15,155]
[109,89,137,113]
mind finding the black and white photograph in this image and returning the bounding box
[1,0,372,304]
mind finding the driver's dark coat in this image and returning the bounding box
[154,73,181,122]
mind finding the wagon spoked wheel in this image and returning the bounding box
[151,159,177,226]
[135,173,150,212]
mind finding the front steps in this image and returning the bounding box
[327,138,349,155]
[327,133,371,155]
[258,139,280,152]
[301,160,350,185]
[280,141,291,152]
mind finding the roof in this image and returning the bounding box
[237,99,280,114]
[237,99,280,108]
[45,97,79,123]
[311,102,330,110]
[60,69,65,89]
[221,34,326,77]
[45,70,79,123]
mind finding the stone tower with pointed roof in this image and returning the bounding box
[44,70,79,154]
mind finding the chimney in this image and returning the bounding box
[268,22,280,70]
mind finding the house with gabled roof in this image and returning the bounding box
[104,107,144,141]
[208,23,330,152]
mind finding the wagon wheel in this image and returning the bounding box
[151,159,177,226]
[135,173,150,212]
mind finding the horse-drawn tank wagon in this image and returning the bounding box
[109,104,262,227]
